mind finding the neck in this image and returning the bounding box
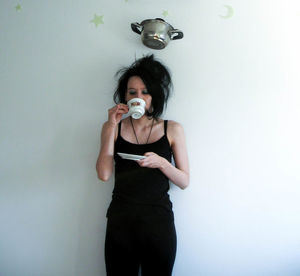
[131,115,154,127]
[130,116,155,145]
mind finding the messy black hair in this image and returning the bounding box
[113,54,172,119]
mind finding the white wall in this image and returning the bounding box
[1,0,300,275]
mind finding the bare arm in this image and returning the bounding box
[96,104,129,181]
[163,121,189,189]
[96,122,117,181]
[137,121,190,189]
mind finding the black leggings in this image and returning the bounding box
[105,214,177,276]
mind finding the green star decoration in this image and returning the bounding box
[90,14,104,27]
[162,10,168,17]
[15,4,22,11]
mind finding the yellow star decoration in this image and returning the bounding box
[15,4,22,11]
[162,10,168,17]
[90,14,104,27]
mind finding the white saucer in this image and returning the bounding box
[117,152,146,161]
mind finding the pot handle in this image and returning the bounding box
[131,22,142,35]
[170,29,184,40]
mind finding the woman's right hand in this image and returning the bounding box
[108,104,129,126]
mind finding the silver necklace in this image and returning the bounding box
[130,117,154,144]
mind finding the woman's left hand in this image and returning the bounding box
[137,152,167,169]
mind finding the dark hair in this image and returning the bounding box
[113,54,172,119]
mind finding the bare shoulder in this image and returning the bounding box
[167,120,184,133]
[167,120,185,145]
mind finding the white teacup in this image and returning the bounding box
[127,98,146,119]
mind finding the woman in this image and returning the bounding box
[96,54,189,276]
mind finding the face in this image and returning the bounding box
[125,76,152,111]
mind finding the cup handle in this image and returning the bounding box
[131,22,142,35]
[170,29,184,40]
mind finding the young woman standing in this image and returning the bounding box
[96,54,189,276]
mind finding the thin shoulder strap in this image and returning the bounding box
[164,120,168,135]
[117,121,122,138]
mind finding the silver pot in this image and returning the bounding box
[131,18,183,50]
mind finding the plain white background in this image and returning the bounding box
[1,0,300,275]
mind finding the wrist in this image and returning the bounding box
[105,121,117,129]
[159,157,170,171]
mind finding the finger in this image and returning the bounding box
[117,103,129,110]
[112,105,128,114]
[108,105,118,112]
[144,152,154,157]
[116,105,129,113]
[139,158,149,165]
[136,159,144,166]
[116,108,128,114]
[109,104,126,110]
[118,103,129,108]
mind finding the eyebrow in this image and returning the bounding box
[127,88,147,91]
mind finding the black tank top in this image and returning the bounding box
[106,120,174,219]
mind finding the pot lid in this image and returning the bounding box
[140,18,174,29]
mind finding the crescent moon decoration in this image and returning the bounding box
[219,5,234,19]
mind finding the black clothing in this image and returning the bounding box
[105,120,176,276]
[105,207,177,276]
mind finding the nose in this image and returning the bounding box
[136,91,144,98]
